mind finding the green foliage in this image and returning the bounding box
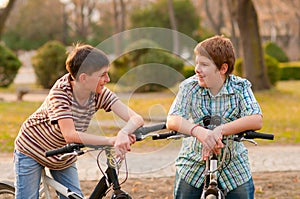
[279,62,300,80]
[3,0,64,50]
[130,0,200,40]
[234,58,243,76]
[182,65,195,78]
[234,55,280,86]
[264,41,289,63]
[31,40,67,88]
[0,43,22,87]
[111,39,184,92]
[264,54,281,85]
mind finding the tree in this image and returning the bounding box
[204,0,224,35]
[231,0,270,90]
[69,0,97,40]
[0,0,17,39]
[112,0,126,55]
[130,0,199,40]
[3,0,64,50]
[167,0,179,54]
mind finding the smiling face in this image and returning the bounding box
[77,66,110,94]
[85,66,110,94]
[194,55,227,95]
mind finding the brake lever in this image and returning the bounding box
[167,134,186,140]
[240,138,257,145]
[233,137,257,145]
[58,150,84,160]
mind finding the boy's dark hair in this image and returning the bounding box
[194,35,235,76]
[66,43,109,80]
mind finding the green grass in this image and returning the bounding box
[0,101,42,152]
[279,61,300,68]
[1,80,300,152]
[255,80,300,144]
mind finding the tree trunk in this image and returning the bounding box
[204,0,224,35]
[0,0,17,39]
[167,0,179,54]
[232,0,270,90]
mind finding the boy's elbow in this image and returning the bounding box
[254,114,263,130]
[134,114,144,127]
[166,115,178,130]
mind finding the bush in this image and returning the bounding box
[0,43,22,87]
[182,65,195,78]
[264,54,281,85]
[234,54,281,86]
[111,39,185,92]
[32,41,67,88]
[264,41,289,63]
[279,62,300,80]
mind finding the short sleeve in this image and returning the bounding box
[239,80,262,117]
[48,88,73,124]
[168,82,192,120]
[95,87,119,112]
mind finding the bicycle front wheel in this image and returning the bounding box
[0,182,15,199]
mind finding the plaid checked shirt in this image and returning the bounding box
[168,74,262,192]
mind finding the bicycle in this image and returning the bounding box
[0,123,166,199]
[131,120,274,199]
[0,122,274,199]
[0,144,134,199]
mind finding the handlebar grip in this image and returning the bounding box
[133,123,166,140]
[45,143,84,157]
[241,131,274,140]
[152,131,178,140]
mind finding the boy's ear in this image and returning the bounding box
[220,63,228,75]
[78,73,87,82]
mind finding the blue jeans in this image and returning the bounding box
[14,150,83,199]
[174,171,255,199]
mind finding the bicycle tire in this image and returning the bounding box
[0,182,15,199]
[206,194,217,199]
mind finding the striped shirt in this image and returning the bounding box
[169,74,262,192]
[15,74,118,170]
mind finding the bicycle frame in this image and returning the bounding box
[200,154,225,199]
[39,164,123,199]
[43,146,131,199]
[132,122,274,199]
[40,169,82,199]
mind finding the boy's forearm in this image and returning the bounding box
[119,114,144,135]
[221,114,263,136]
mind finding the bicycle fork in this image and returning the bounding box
[200,154,224,199]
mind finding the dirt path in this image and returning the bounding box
[79,171,300,199]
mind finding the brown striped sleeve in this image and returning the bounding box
[48,88,73,124]
[95,87,118,112]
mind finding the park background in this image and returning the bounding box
[0,0,300,198]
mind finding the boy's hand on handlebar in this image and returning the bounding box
[195,125,224,160]
[114,131,132,159]
[195,126,224,151]
[202,140,223,160]
[128,133,136,145]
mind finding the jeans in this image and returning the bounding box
[174,171,255,199]
[14,150,83,199]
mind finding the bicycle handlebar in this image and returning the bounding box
[45,124,274,157]
[236,130,274,140]
[45,143,105,157]
[132,122,166,141]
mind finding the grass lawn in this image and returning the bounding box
[0,80,299,152]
